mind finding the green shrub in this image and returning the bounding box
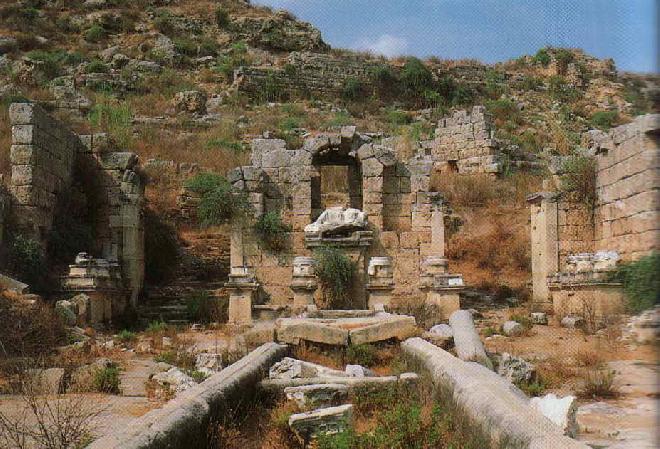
[386,109,411,126]
[253,211,290,252]
[25,50,84,80]
[188,370,209,383]
[510,313,533,330]
[7,234,44,287]
[325,111,352,128]
[532,48,551,66]
[184,172,226,194]
[146,320,167,333]
[590,110,619,130]
[560,154,596,207]
[548,75,581,102]
[84,25,106,43]
[400,57,433,93]
[342,77,366,102]
[279,116,301,132]
[314,246,356,309]
[346,344,376,366]
[85,59,109,74]
[94,365,121,394]
[154,10,177,36]
[554,48,575,69]
[196,178,250,226]
[186,291,228,323]
[88,98,133,147]
[517,378,546,397]
[117,329,137,343]
[370,65,398,94]
[173,37,197,57]
[609,253,660,313]
[215,7,230,28]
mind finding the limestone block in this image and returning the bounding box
[284,383,348,408]
[349,316,416,345]
[288,404,353,441]
[502,320,524,336]
[530,394,578,437]
[429,324,453,338]
[497,353,535,384]
[276,321,350,346]
[269,357,346,380]
[530,312,548,325]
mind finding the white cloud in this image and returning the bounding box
[357,34,409,57]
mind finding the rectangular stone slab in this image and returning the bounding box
[349,316,416,345]
[276,321,349,346]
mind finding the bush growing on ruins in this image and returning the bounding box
[253,211,291,252]
[400,57,433,93]
[85,59,109,74]
[197,182,250,226]
[559,154,597,207]
[548,75,581,102]
[314,246,356,309]
[88,97,133,148]
[93,365,121,394]
[144,208,179,284]
[24,49,84,81]
[117,329,137,343]
[609,253,660,314]
[7,234,44,287]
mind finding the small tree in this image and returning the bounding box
[313,246,355,309]
[185,172,250,226]
[609,253,660,313]
[215,7,230,28]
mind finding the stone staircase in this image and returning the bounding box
[138,228,230,325]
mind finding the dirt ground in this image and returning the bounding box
[479,307,658,449]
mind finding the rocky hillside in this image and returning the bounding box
[0,0,657,292]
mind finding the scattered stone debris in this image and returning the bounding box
[561,316,585,329]
[195,353,223,375]
[151,367,196,394]
[502,320,525,337]
[496,352,536,384]
[344,365,375,377]
[269,357,346,380]
[173,90,208,115]
[530,312,548,325]
[621,306,659,344]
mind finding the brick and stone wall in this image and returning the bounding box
[6,102,144,303]
[227,128,436,307]
[588,114,660,261]
[9,102,83,240]
[236,52,382,100]
[430,106,501,174]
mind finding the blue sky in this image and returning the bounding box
[252,0,658,73]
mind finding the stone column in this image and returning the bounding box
[527,192,559,312]
[230,224,245,275]
[226,222,258,325]
[430,203,446,258]
[366,257,395,310]
[290,256,318,313]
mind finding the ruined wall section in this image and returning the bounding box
[237,52,382,100]
[556,199,595,271]
[8,102,82,240]
[228,130,434,305]
[588,114,660,261]
[431,106,500,174]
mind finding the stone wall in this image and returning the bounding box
[528,114,659,311]
[430,106,501,174]
[8,102,82,240]
[226,128,438,309]
[5,103,144,303]
[588,114,660,260]
[236,52,382,100]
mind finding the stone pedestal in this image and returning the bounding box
[367,257,394,310]
[420,256,463,318]
[225,272,259,326]
[61,252,127,324]
[290,256,318,313]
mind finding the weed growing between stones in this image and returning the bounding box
[578,369,618,399]
[609,252,660,313]
[93,365,121,394]
[253,211,291,253]
[313,246,356,309]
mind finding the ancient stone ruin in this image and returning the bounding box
[2,103,145,322]
[528,114,659,319]
[223,123,470,325]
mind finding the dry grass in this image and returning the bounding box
[578,369,618,399]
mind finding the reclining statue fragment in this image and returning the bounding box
[305,207,368,237]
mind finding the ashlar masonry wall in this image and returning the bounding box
[7,102,144,302]
[589,114,660,260]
